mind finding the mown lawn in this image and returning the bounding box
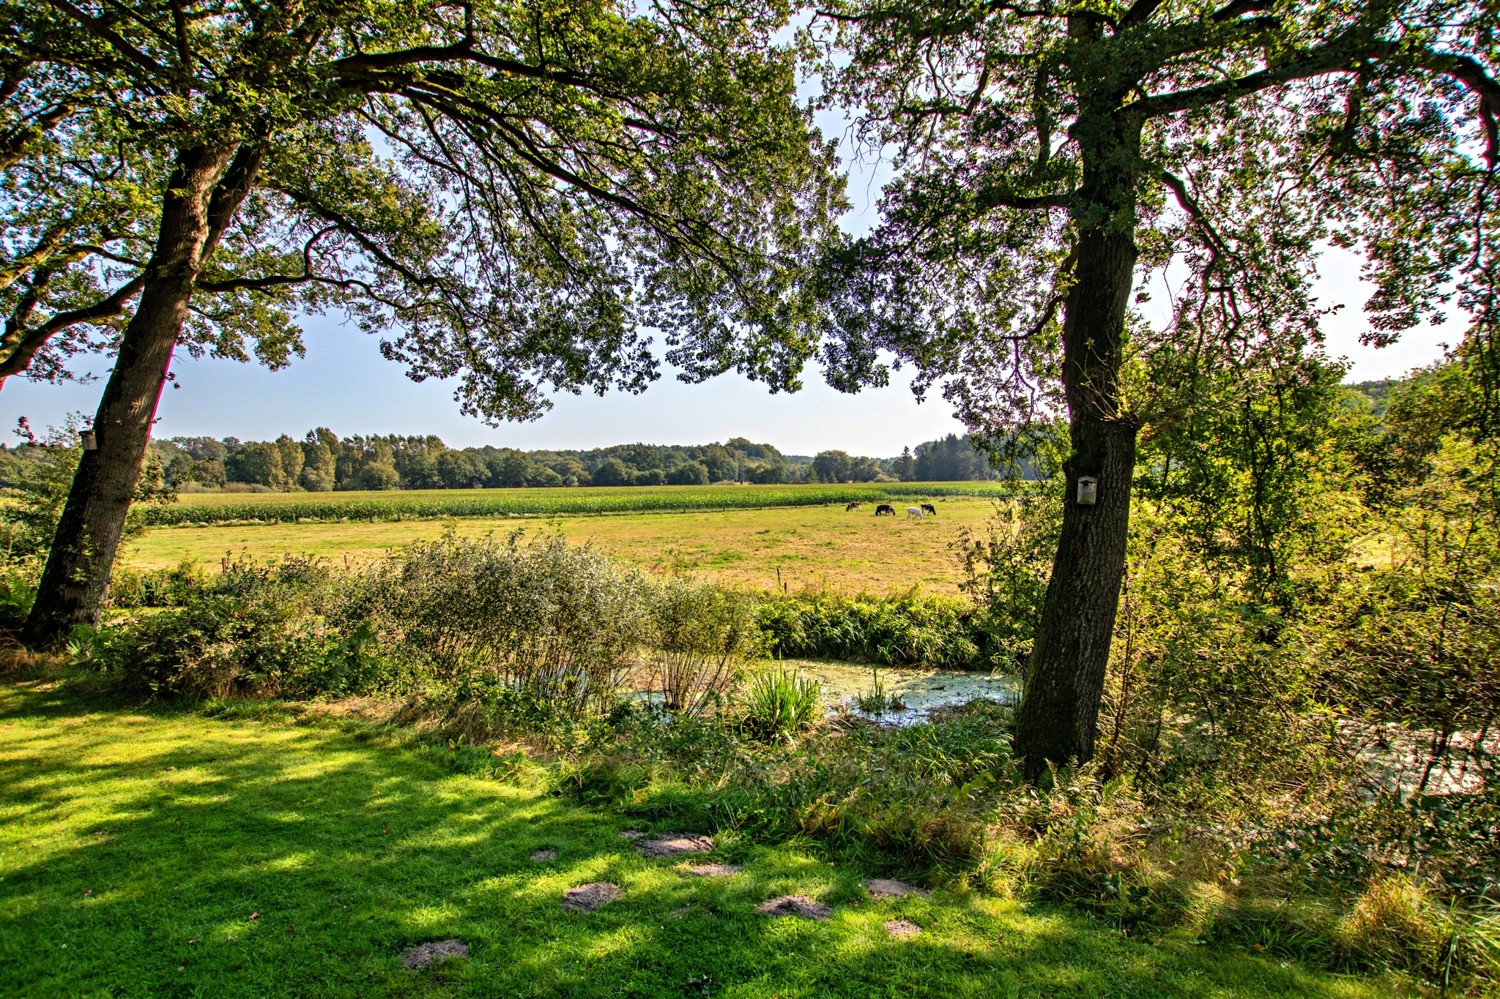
[0,678,1414,998]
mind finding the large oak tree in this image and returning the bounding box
[815,0,1500,777]
[2,0,843,645]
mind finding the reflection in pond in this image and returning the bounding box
[775,659,1018,726]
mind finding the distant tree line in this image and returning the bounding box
[0,431,1011,493]
[0,428,1021,494]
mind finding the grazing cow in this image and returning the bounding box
[874,504,896,516]
[906,506,924,519]
[846,501,862,511]
[921,503,936,517]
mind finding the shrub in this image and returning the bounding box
[645,577,756,714]
[97,556,379,699]
[955,494,1060,672]
[354,532,650,717]
[0,570,36,633]
[104,561,207,609]
[755,590,986,668]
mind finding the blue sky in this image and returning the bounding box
[0,109,1455,458]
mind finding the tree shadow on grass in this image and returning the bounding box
[0,679,1401,999]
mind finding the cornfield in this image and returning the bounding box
[143,483,1022,527]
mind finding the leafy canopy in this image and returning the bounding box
[813,0,1500,439]
[1,0,845,418]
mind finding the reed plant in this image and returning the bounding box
[740,666,821,743]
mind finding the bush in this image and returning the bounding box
[89,534,800,732]
[97,556,379,699]
[0,570,36,633]
[105,562,207,609]
[644,578,757,714]
[955,494,1060,672]
[354,532,650,717]
[755,590,986,668]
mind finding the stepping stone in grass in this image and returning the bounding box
[530,849,556,863]
[686,863,742,877]
[885,919,922,939]
[635,834,714,859]
[756,895,831,921]
[864,878,930,899]
[562,882,620,913]
[618,830,646,840]
[400,939,469,968]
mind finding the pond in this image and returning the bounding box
[780,659,1018,725]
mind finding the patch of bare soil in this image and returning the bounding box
[756,895,831,921]
[618,830,646,840]
[400,939,469,968]
[884,919,922,939]
[530,849,556,862]
[635,834,714,858]
[863,878,930,899]
[686,863,742,877]
[561,882,620,913]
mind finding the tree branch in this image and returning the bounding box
[330,41,598,91]
[41,0,172,85]
[1211,0,1275,22]
[0,274,144,383]
[196,225,339,293]
[202,141,266,258]
[1120,0,1165,30]
[1137,35,1500,160]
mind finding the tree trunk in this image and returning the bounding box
[1013,101,1142,781]
[21,147,235,647]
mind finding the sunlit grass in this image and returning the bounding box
[122,497,1005,595]
[0,677,1413,998]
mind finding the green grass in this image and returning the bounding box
[121,497,1005,596]
[0,677,1413,998]
[146,482,1019,527]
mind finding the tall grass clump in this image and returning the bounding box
[740,667,821,743]
[1334,875,1500,985]
[568,700,1016,874]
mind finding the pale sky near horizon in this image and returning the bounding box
[0,106,1457,459]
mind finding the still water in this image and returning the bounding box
[778,659,1018,725]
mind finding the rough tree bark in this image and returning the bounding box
[21,145,243,646]
[1012,94,1143,780]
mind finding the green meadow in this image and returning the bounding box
[123,493,1006,595]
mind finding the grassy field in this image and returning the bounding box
[124,497,1007,596]
[0,675,1411,999]
[145,483,1018,527]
